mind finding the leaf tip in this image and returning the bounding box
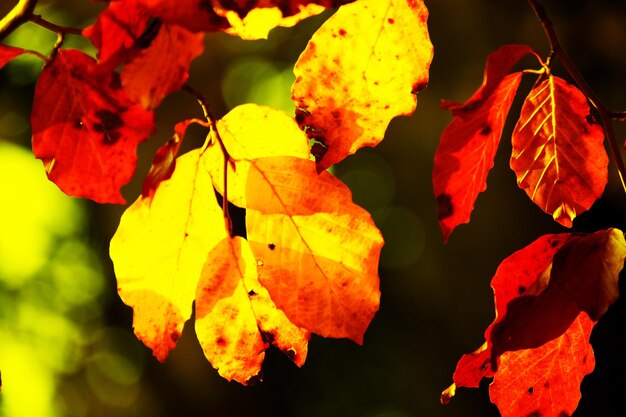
[440,383,456,405]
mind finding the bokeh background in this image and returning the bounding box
[1,0,625,416]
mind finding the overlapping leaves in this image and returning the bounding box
[442,229,626,417]
[434,44,608,239]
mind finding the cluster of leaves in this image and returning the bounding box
[1,0,433,384]
[1,0,625,416]
[432,30,626,417]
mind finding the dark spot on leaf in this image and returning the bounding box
[94,110,124,145]
[582,355,587,364]
[109,73,122,91]
[135,18,162,49]
[338,28,347,36]
[544,381,550,388]
[518,285,526,294]
[248,289,256,296]
[527,411,541,417]
[480,125,492,135]
[261,331,275,344]
[412,82,428,94]
[216,336,227,347]
[74,120,83,129]
[558,412,570,417]
[528,386,534,394]
[437,193,454,220]
[170,330,180,343]
[585,113,598,125]
[480,359,489,371]
[268,243,275,250]
[387,18,395,24]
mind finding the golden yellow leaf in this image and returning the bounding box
[205,104,310,207]
[195,236,309,384]
[109,148,228,361]
[292,0,433,169]
[245,156,384,343]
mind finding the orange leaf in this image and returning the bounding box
[122,24,204,109]
[195,236,309,384]
[245,156,384,342]
[511,75,608,227]
[442,229,626,417]
[0,45,24,69]
[110,148,228,361]
[434,73,522,241]
[292,0,433,170]
[204,104,310,207]
[30,49,154,203]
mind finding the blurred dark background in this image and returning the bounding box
[1,0,625,416]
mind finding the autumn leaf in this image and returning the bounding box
[245,156,384,342]
[292,0,433,170]
[442,229,626,417]
[196,236,309,384]
[204,104,311,207]
[0,44,24,69]
[434,45,540,241]
[511,75,608,227]
[131,0,229,32]
[110,147,228,361]
[30,49,154,204]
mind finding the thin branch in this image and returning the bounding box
[181,84,233,237]
[28,14,82,36]
[0,0,37,41]
[527,0,626,191]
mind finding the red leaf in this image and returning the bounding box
[121,24,204,108]
[83,1,151,70]
[511,75,608,227]
[0,45,24,69]
[442,229,626,417]
[433,73,522,241]
[31,49,154,204]
[131,0,228,32]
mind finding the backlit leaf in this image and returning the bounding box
[195,236,309,384]
[434,73,522,241]
[110,148,228,361]
[121,24,204,109]
[442,229,626,417]
[204,104,310,207]
[0,44,24,69]
[511,75,608,227]
[31,49,154,203]
[292,0,433,170]
[245,156,384,342]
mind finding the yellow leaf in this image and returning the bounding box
[205,104,310,207]
[109,148,228,361]
[195,236,309,384]
[245,156,384,343]
[292,0,433,169]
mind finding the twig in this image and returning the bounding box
[0,0,37,41]
[28,14,82,36]
[181,84,233,237]
[527,0,626,191]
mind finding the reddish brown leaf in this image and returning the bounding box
[245,156,384,342]
[511,75,608,227]
[442,229,626,417]
[122,24,204,109]
[31,49,154,204]
[131,0,228,32]
[440,44,539,114]
[434,73,522,241]
[0,45,24,69]
[292,0,433,170]
[195,237,309,384]
[142,118,208,199]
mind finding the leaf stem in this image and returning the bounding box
[181,84,233,237]
[527,0,626,191]
[28,14,82,36]
[0,0,37,41]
